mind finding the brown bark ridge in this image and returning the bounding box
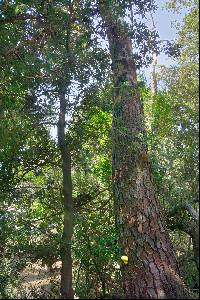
[99,2,192,299]
[58,86,74,299]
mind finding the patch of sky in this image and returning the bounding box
[141,0,188,81]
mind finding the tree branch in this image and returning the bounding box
[184,203,199,221]
[0,14,46,25]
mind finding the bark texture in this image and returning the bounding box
[58,87,74,299]
[99,3,191,299]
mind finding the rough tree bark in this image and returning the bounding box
[58,86,74,299]
[99,2,191,299]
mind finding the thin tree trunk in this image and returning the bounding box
[58,87,74,299]
[99,3,191,299]
[149,12,158,97]
[150,51,158,96]
[191,222,199,271]
[185,204,199,271]
[57,2,74,297]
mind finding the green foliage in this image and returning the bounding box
[0,0,199,298]
[166,0,198,11]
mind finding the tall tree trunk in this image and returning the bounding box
[58,87,74,299]
[57,2,74,297]
[99,3,191,299]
